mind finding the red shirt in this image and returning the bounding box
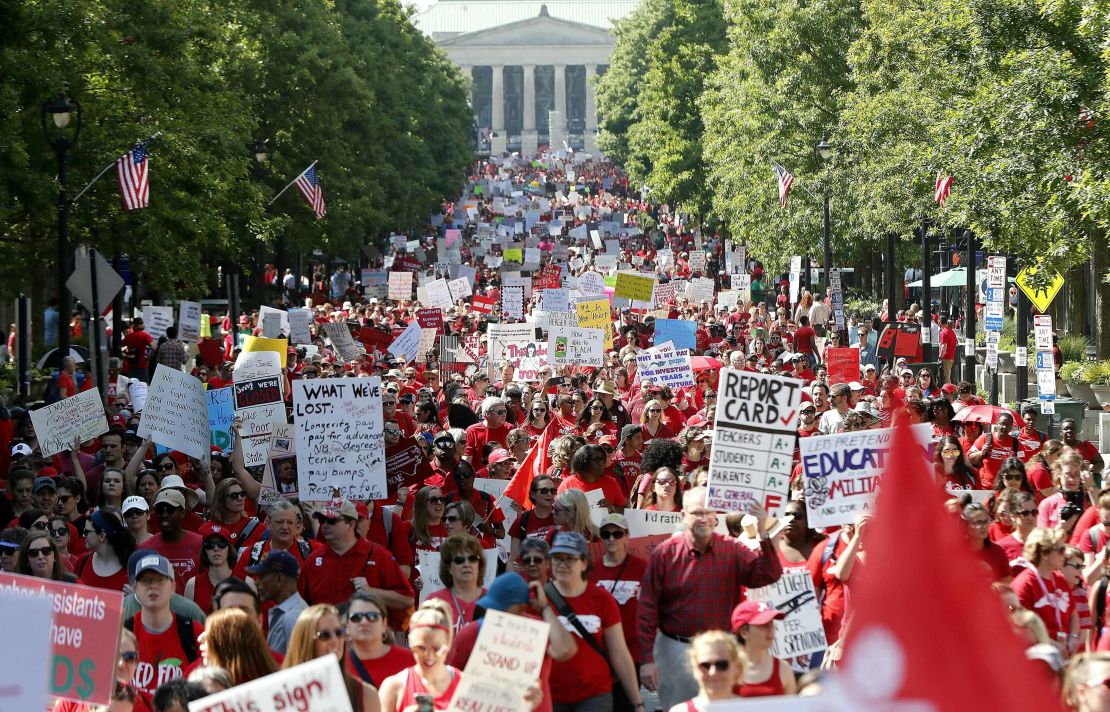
[590,555,648,663]
[508,509,556,543]
[75,553,129,592]
[145,532,202,594]
[1012,567,1073,641]
[549,584,623,704]
[640,422,674,443]
[613,451,643,492]
[301,537,414,606]
[973,433,1016,488]
[1014,429,1045,462]
[464,422,512,464]
[939,327,958,360]
[130,611,205,693]
[123,330,155,369]
[806,532,849,644]
[793,325,816,355]
[58,371,77,399]
[974,541,1012,582]
[557,474,627,508]
[347,644,413,687]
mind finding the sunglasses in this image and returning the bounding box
[520,556,546,566]
[451,554,481,565]
[315,515,342,526]
[427,497,445,505]
[590,405,605,411]
[532,487,556,496]
[1017,509,1037,517]
[348,611,382,624]
[154,505,180,516]
[697,660,731,673]
[315,627,347,641]
[120,651,139,664]
[647,409,661,414]
[50,527,69,537]
[204,540,230,550]
[31,521,49,531]
[226,491,247,500]
[444,515,460,524]
[28,546,53,558]
[599,529,626,540]
[57,495,72,503]
[1002,474,1023,481]
[159,463,177,472]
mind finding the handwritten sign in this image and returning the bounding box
[143,306,174,341]
[389,271,413,301]
[635,349,695,389]
[387,321,422,363]
[800,424,933,527]
[242,335,289,368]
[825,347,860,386]
[747,568,828,658]
[260,305,289,336]
[541,288,570,313]
[426,278,454,310]
[207,386,235,456]
[706,370,803,517]
[445,610,550,712]
[292,377,386,502]
[502,341,549,381]
[188,656,353,712]
[548,326,604,366]
[321,323,365,362]
[288,308,313,345]
[31,390,109,457]
[614,273,655,302]
[575,299,613,350]
[137,365,210,462]
[502,284,525,321]
[448,277,472,302]
[578,271,605,295]
[654,319,697,351]
[684,277,716,304]
[178,301,202,342]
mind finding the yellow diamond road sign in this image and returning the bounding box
[1015,266,1064,312]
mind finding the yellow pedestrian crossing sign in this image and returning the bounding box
[1016,265,1064,312]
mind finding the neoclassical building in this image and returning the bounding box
[415,0,639,155]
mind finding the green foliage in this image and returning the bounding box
[1060,360,1083,384]
[1059,334,1092,362]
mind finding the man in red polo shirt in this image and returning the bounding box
[301,498,414,617]
[463,397,511,466]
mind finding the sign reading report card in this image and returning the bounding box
[614,272,655,301]
[293,377,386,502]
[707,370,803,517]
[800,424,933,528]
[137,365,210,462]
[188,655,353,712]
[0,571,123,706]
[31,389,109,457]
[445,610,551,712]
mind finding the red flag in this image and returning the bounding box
[502,417,558,508]
[825,421,1062,710]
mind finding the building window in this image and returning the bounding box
[535,65,555,145]
[472,66,492,133]
[566,65,586,149]
[504,65,523,149]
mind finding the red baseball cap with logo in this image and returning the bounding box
[730,601,785,631]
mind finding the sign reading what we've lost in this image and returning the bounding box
[292,377,386,502]
[707,369,803,518]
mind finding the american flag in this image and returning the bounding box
[295,164,326,218]
[935,172,953,208]
[774,163,795,209]
[116,139,152,211]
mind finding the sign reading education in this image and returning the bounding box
[707,370,803,517]
[292,377,386,502]
[31,390,109,457]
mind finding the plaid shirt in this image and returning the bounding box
[156,338,188,371]
[638,532,782,662]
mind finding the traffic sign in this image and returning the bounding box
[1016,265,1064,313]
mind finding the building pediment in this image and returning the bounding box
[439,14,614,47]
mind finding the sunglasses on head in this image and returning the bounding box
[348,611,382,624]
[451,554,481,565]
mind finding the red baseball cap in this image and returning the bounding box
[941,383,957,394]
[488,449,515,465]
[731,601,785,631]
[110,414,127,429]
[198,522,234,546]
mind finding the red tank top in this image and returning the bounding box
[399,666,462,711]
[190,570,217,615]
[738,658,785,697]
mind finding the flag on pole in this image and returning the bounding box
[295,164,326,218]
[116,138,153,211]
[503,417,558,508]
[935,172,953,208]
[774,163,795,209]
[819,421,1062,711]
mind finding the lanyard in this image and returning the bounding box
[1033,569,1064,632]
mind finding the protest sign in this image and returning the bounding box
[789,256,802,304]
[388,320,423,362]
[31,390,109,457]
[426,278,454,309]
[242,335,289,368]
[207,386,235,456]
[143,305,174,341]
[260,305,289,336]
[717,291,738,311]
[487,323,538,378]
[321,323,365,362]
[654,318,697,351]
[416,308,444,332]
[548,326,605,366]
[258,424,297,507]
[747,568,828,659]
[614,272,655,302]
[0,571,124,706]
[178,301,202,342]
[292,377,386,501]
[800,424,933,527]
[684,277,715,304]
[635,349,695,389]
[733,273,752,302]
[187,655,353,712]
[575,299,613,350]
[707,370,804,517]
[261,312,282,338]
[448,276,472,301]
[502,284,525,320]
[234,350,281,381]
[388,271,413,301]
[128,380,148,412]
[445,610,551,712]
[417,549,500,604]
[137,365,210,462]
[288,308,313,344]
[825,347,860,385]
[653,282,676,308]
[501,341,548,381]
[541,287,570,312]
[0,587,51,711]
[232,353,286,468]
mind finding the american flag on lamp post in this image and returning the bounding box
[935,172,953,208]
[773,163,795,209]
[294,163,326,218]
[116,138,153,210]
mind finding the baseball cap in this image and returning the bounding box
[941,383,957,394]
[899,368,913,376]
[33,476,57,494]
[122,496,149,513]
[320,498,358,520]
[153,489,187,510]
[488,449,515,465]
[11,443,32,458]
[597,434,618,448]
[848,381,865,391]
[245,551,301,579]
[476,572,531,612]
[198,522,234,545]
[731,601,785,631]
[598,513,629,531]
[550,531,590,558]
[133,553,175,581]
[109,414,127,429]
[863,364,877,372]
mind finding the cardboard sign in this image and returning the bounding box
[128,380,148,412]
[825,347,860,385]
[260,305,289,337]
[487,323,537,378]
[178,301,202,342]
[800,424,933,527]
[426,278,454,310]
[31,389,109,457]
[188,656,353,712]
[288,308,313,345]
[292,377,387,502]
[501,341,549,381]
[258,424,297,507]
[137,365,210,462]
[143,305,174,341]
[388,271,413,301]
[747,568,828,658]
[614,273,655,302]
[207,386,235,456]
[321,323,365,363]
[654,319,697,351]
[0,587,52,711]
[548,326,605,366]
[0,572,123,706]
[706,370,804,516]
[684,277,715,303]
[242,335,289,368]
[448,276,473,302]
[635,349,695,389]
[575,299,613,350]
[541,288,570,313]
[445,610,550,712]
[502,284,525,321]
[387,321,422,363]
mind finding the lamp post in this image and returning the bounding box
[251,139,271,300]
[42,94,81,359]
[815,136,833,293]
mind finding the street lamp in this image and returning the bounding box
[814,136,833,293]
[42,94,82,359]
[253,139,270,168]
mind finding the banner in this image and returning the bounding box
[31,390,109,457]
[825,347,860,385]
[746,568,828,659]
[178,301,202,342]
[575,299,613,350]
[548,326,605,366]
[207,386,235,456]
[635,349,695,389]
[188,656,353,712]
[137,365,210,462]
[654,319,697,351]
[800,424,933,527]
[613,273,655,301]
[445,610,551,712]
[706,370,804,517]
[0,571,124,706]
[292,377,386,502]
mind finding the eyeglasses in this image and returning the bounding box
[1017,509,1038,517]
[967,519,991,528]
[1002,474,1023,482]
[520,556,546,566]
[57,495,72,503]
[120,651,139,664]
[159,463,176,472]
[204,540,230,550]
[451,554,481,565]
[348,611,382,624]
[30,521,49,531]
[599,529,626,540]
[697,660,731,673]
[315,627,347,641]
[83,526,102,537]
[551,555,580,566]
[532,487,556,496]
[226,491,247,500]
[28,546,53,558]
[1064,561,1082,570]
[50,527,69,537]
[444,515,460,524]
[941,448,960,456]
[427,497,445,505]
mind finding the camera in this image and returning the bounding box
[1060,490,1083,522]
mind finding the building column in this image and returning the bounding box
[584,64,598,154]
[491,65,506,154]
[522,64,538,156]
[550,63,567,151]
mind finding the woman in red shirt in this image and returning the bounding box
[577,397,617,442]
[410,485,449,554]
[934,436,978,492]
[379,600,464,712]
[285,604,380,711]
[670,631,745,712]
[641,468,682,512]
[639,400,674,442]
[678,426,710,475]
[185,522,235,615]
[1012,528,1077,651]
[346,592,413,687]
[508,475,558,566]
[731,601,797,697]
[961,499,1012,583]
[75,509,134,591]
[523,397,552,440]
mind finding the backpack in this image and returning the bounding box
[248,537,312,568]
[815,531,842,606]
[1096,577,1110,647]
[125,613,199,664]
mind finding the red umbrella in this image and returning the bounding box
[952,404,1024,428]
[690,356,723,372]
